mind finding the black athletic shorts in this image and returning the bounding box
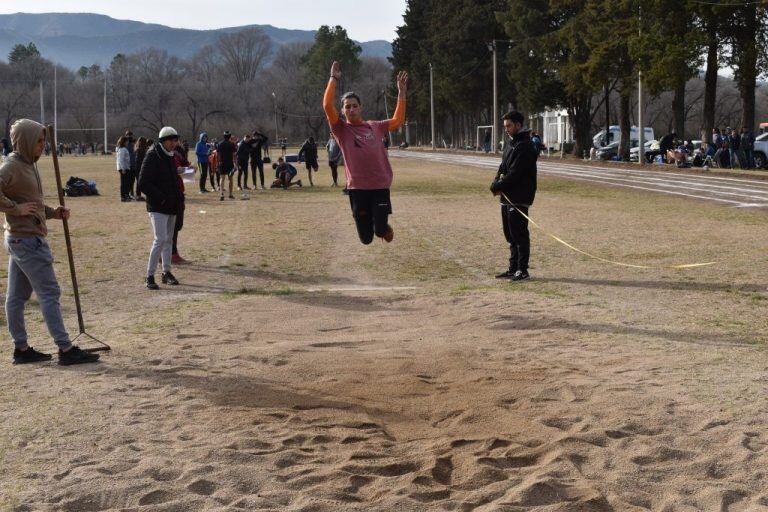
[348,189,392,216]
[305,159,318,170]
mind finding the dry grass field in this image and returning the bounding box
[2,151,768,511]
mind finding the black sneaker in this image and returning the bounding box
[58,345,100,366]
[511,270,530,281]
[495,270,516,279]
[146,275,159,290]
[161,271,179,285]
[219,195,224,201]
[13,346,53,364]
[228,194,235,199]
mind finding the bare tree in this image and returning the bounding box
[217,28,273,85]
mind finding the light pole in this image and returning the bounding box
[637,4,645,166]
[489,41,498,154]
[430,62,435,151]
[271,92,278,143]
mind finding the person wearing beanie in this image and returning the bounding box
[0,119,99,365]
[137,126,183,289]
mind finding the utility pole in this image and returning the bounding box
[39,81,44,125]
[429,63,435,151]
[103,77,108,154]
[53,67,58,144]
[271,92,278,143]
[637,3,645,166]
[489,41,499,154]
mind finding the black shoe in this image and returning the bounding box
[228,194,235,199]
[146,275,159,290]
[161,271,179,285]
[58,345,100,366]
[495,270,517,279]
[219,195,224,201]
[200,189,209,193]
[511,270,530,281]
[13,346,53,364]
[135,195,146,202]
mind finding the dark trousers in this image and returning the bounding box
[251,158,264,188]
[199,161,210,191]
[349,189,392,245]
[329,162,339,185]
[501,204,530,272]
[172,203,185,255]
[237,158,250,188]
[119,170,131,199]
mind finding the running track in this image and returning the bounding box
[391,150,768,208]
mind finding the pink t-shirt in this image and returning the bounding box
[330,119,392,190]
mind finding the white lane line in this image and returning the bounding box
[305,286,419,292]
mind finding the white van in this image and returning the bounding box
[593,126,655,149]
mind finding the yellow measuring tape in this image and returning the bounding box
[501,193,716,270]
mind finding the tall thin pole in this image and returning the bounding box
[383,89,393,147]
[637,4,645,166]
[53,67,58,145]
[430,63,435,151]
[39,81,44,125]
[491,41,498,154]
[271,92,278,142]
[103,77,108,154]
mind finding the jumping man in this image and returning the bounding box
[322,61,407,244]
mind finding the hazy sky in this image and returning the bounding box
[0,0,408,41]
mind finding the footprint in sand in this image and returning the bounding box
[138,489,174,505]
[187,479,218,496]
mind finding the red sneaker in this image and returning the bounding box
[171,254,187,264]
[383,226,394,243]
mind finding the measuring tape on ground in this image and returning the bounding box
[501,193,716,270]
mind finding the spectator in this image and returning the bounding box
[116,136,132,202]
[741,127,755,169]
[125,131,136,196]
[216,131,236,201]
[298,136,319,187]
[731,128,744,169]
[0,119,99,365]
[195,132,213,193]
[236,134,252,190]
[659,131,676,163]
[250,130,268,190]
[134,137,148,201]
[170,141,190,264]
[137,126,183,290]
[326,134,342,187]
[280,138,287,157]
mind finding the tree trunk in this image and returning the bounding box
[702,20,719,143]
[568,94,592,158]
[672,79,686,138]
[619,85,631,161]
[737,4,758,131]
[604,83,610,139]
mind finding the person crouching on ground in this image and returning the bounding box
[271,158,302,188]
[0,119,99,365]
[490,111,538,281]
[138,127,183,289]
[116,135,132,202]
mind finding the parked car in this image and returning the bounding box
[629,140,657,162]
[753,132,768,169]
[595,141,620,160]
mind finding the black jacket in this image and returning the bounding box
[250,133,268,161]
[494,129,538,205]
[217,139,235,170]
[236,140,251,161]
[138,143,184,215]
[298,140,318,163]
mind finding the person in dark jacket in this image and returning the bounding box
[137,126,184,289]
[490,111,538,281]
[133,136,148,201]
[236,134,252,190]
[298,136,319,187]
[216,131,236,201]
[250,130,268,189]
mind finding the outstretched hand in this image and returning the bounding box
[396,70,408,95]
[330,61,341,80]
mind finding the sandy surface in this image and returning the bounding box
[2,153,768,511]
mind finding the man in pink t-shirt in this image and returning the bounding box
[323,61,408,244]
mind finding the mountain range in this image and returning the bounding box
[0,13,393,69]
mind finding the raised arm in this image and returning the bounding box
[388,70,408,131]
[323,61,341,125]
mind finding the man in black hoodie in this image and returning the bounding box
[490,111,538,281]
[250,131,268,189]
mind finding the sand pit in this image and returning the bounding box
[2,153,768,511]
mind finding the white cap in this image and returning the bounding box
[158,126,178,141]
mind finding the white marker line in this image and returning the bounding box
[305,286,419,292]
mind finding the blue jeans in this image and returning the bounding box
[4,235,72,350]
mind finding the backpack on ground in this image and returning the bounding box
[64,176,99,197]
